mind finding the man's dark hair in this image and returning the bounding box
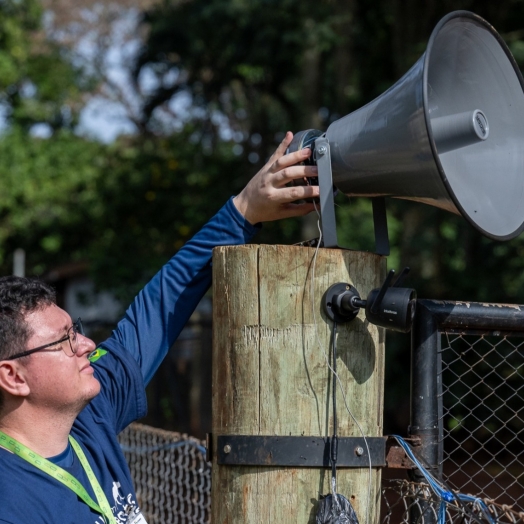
[0,276,56,361]
[0,276,56,412]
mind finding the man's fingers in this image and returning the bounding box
[234,130,322,224]
[275,184,320,203]
[273,165,318,187]
[277,202,318,219]
[270,147,311,173]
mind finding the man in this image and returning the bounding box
[0,133,319,524]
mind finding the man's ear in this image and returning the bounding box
[0,361,30,398]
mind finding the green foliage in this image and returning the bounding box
[0,0,89,131]
[88,130,248,303]
[133,0,524,304]
[0,1,104,281]
[134,0,355,154]
[0,128,105,274]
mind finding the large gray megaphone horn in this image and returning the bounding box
[290,11,524,254]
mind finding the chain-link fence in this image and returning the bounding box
[409,299,524,523]
[118,422,210,523]
[439,332,524,511]
[381,480,524,524]
[117,423,524,524]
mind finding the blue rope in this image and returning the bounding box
[391,436,496,524]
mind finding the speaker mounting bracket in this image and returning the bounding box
[314,136,339,248]
[314,137,390,255]
[372,197,390,256]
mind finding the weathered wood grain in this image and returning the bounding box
[212,245,386,524]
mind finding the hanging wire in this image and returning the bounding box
[310,205,373,524]
[331,321,339,500]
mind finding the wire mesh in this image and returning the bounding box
[439,332,524,512]
[119,423,524,523]
[118,422,210,523]
[381,479,524,524]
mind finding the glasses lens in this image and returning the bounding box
[68,318,83,355]
[76,318,85,337]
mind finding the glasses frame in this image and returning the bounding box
[5,318,84,361]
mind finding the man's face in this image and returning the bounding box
[20,304,100,414]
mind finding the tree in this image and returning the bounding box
[88,129,247,303]
[7,0,522,304]
[0,0,95,133]
[0,129,105,272]
[0,0,108,277]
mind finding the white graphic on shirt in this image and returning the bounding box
[93,481,141,524]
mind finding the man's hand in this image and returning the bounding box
[233,131,320,224]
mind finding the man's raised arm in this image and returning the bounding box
[101,132,320,384]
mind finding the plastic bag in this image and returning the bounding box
[316,493,360,524]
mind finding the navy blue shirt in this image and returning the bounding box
[0,199,258,524]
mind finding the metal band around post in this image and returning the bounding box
[217,435,386,468]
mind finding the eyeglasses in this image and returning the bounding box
[6,318,85,360]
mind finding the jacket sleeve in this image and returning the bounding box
[100,197,260,385]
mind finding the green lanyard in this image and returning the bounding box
[0,430,116,524]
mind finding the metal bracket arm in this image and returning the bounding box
[372,197,390,256]
[315,136,338,248]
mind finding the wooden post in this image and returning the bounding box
[211,245,386,523]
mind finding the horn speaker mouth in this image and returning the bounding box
[423,11,524,241]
